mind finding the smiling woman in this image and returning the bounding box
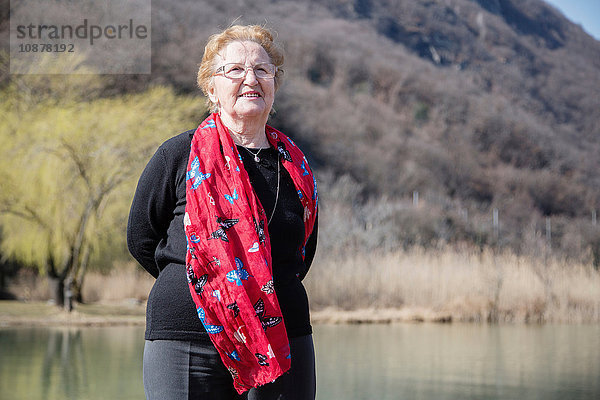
[197,25,285,148]
[127,24,319,400]
[206,40,276,147]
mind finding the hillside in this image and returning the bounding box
[145,0,600,260]
[2,0,599,262]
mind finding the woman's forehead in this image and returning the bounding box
[216,41,270,64]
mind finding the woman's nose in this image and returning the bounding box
[243,68,259,85]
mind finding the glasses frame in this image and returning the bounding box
[213,63,278,80]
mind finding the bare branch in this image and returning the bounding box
[0,204,52,231]
[58,139,92,190]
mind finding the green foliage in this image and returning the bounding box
[413,102,430,124]
[0,76,203,285]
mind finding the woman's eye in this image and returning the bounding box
[228,65,244,72]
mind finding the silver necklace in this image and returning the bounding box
[267,159,280,226]
[240,145,280,224]
[242,146,264,162]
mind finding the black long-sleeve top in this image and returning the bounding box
[127,129,317,341]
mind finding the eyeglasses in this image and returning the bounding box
[213,63,278,80]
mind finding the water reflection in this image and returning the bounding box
[0,326,145,400]
[0,324,599,400]
[41,329,85,399]
[313,323,600,400]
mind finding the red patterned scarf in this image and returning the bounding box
[184,113,318,393]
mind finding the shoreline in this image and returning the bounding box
[0,301,455,328]
[0,300,146,328]
[310,307,453,324]
[5,300,597,328]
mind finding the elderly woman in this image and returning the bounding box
[127,25,318,400]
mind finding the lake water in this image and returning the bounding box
[0,323,599,400]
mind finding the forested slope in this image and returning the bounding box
[1,0,599,263]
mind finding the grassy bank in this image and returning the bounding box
[3,249,599,326]
[0,301,145,327]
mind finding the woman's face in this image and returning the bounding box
[208,40,276,124]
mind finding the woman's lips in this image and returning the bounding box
[239,92,261,98]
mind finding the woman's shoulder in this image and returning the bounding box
[151,129,195,171]
[159,128,195,152]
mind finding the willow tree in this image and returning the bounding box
[0,72,203,308]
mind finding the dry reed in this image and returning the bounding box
[82,262,155,304]
[5,262,154,304]
[305,248,600,323]
[7,251,599,324]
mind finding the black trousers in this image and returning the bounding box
[143,335,316,400]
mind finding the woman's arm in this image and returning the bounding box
[127,146,176,278]
[298,213,318,281]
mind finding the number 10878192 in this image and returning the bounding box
[18,43,75,52]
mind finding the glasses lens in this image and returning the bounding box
[224,64,246,79]
[254,64,276,79]
[220,63,276,79]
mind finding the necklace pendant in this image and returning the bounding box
[254,155,260,162]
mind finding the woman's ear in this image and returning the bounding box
[207,82,218,104]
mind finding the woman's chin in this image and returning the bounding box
[232,104,270,120]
